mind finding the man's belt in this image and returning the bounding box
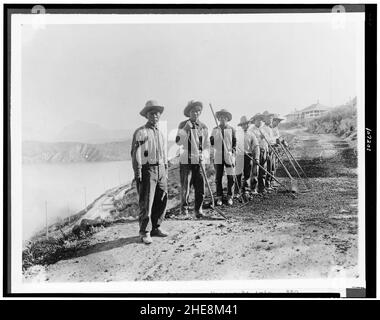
[142,162,166,167]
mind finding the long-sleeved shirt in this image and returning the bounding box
[210,124,236,165]
[272,126,281,140]
[249,124,268,151]
[261,124,276,145]
[131,122,167,174]
[236,129,260,160]
[175,119,209,165]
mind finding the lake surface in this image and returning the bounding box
[22,160,134,241]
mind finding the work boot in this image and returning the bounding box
[227,198,233,206]
[195,211,206,219]
[216,199,223,206]
[140,233,153,244]
[181,208,191,218]
[151,228,168,237]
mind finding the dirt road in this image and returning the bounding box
[25,128,359,282]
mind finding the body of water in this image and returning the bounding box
[22,160,134,241]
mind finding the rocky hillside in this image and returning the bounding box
[23,140,132,164]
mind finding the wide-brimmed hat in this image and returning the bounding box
[215,108,232,121]
[250,113,265,122]
[184,100,203,117]
[238,115,250,126]
[273,114,285,122]
[262,110,275,119]
[140,100,165,118]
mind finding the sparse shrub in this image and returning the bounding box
[306,103,357,140]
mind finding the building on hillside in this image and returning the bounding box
[285,100,329,122]
[284,109,303,121]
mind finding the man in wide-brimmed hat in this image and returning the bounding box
[175,100,208,218]
[271,114,287,182]
[210,108,236,206]
[235,116,260,196]
[131,100,168,244]
[261,110,277,190]
[272,114,287,146]
[248,113,267,193]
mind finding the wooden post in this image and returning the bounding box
[45,201,48,239]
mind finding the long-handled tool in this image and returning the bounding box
[209,103,246,203]
[277,141,310,191]
[236,146,295,195]
[258,128,298,193]
[282,142,312,188]
[187,121,227,220]
[199,161,228,220]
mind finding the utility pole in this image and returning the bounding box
[67,205,70,224]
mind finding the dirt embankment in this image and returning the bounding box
[24,127,359,283]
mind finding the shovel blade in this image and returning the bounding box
[211,206,227,220]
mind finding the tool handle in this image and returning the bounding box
[283,144,310,181]
[259,128,293,180]
[209,103,241,194]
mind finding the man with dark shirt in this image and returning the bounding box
[175,100,209,218]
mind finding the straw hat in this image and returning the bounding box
[237,115,250,126]
[139,100,164,118]
[250,113,265,122]
[273,114,285,122]
[215,108,232,121]
[262,110,275,119]
[184,100,203,117]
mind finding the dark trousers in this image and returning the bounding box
[236,154,252,192]
[214,163,235,198]
[265,147,277,187]
[180,164,205,213]
[136,164,168,235]
[251,149,266,193]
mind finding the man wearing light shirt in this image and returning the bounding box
[249,113,267,194]
[210,108,236,206]
[261,111,277,190]
[236,116,260,195]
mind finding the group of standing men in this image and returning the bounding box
[131,100,286,244]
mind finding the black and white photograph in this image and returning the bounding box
[3,3,376,298]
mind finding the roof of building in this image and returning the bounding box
[301,101,329,112]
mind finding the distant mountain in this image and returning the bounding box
[23,140,132,164]
[55,121,134,144]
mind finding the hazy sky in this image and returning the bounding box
[21,16,363,141]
